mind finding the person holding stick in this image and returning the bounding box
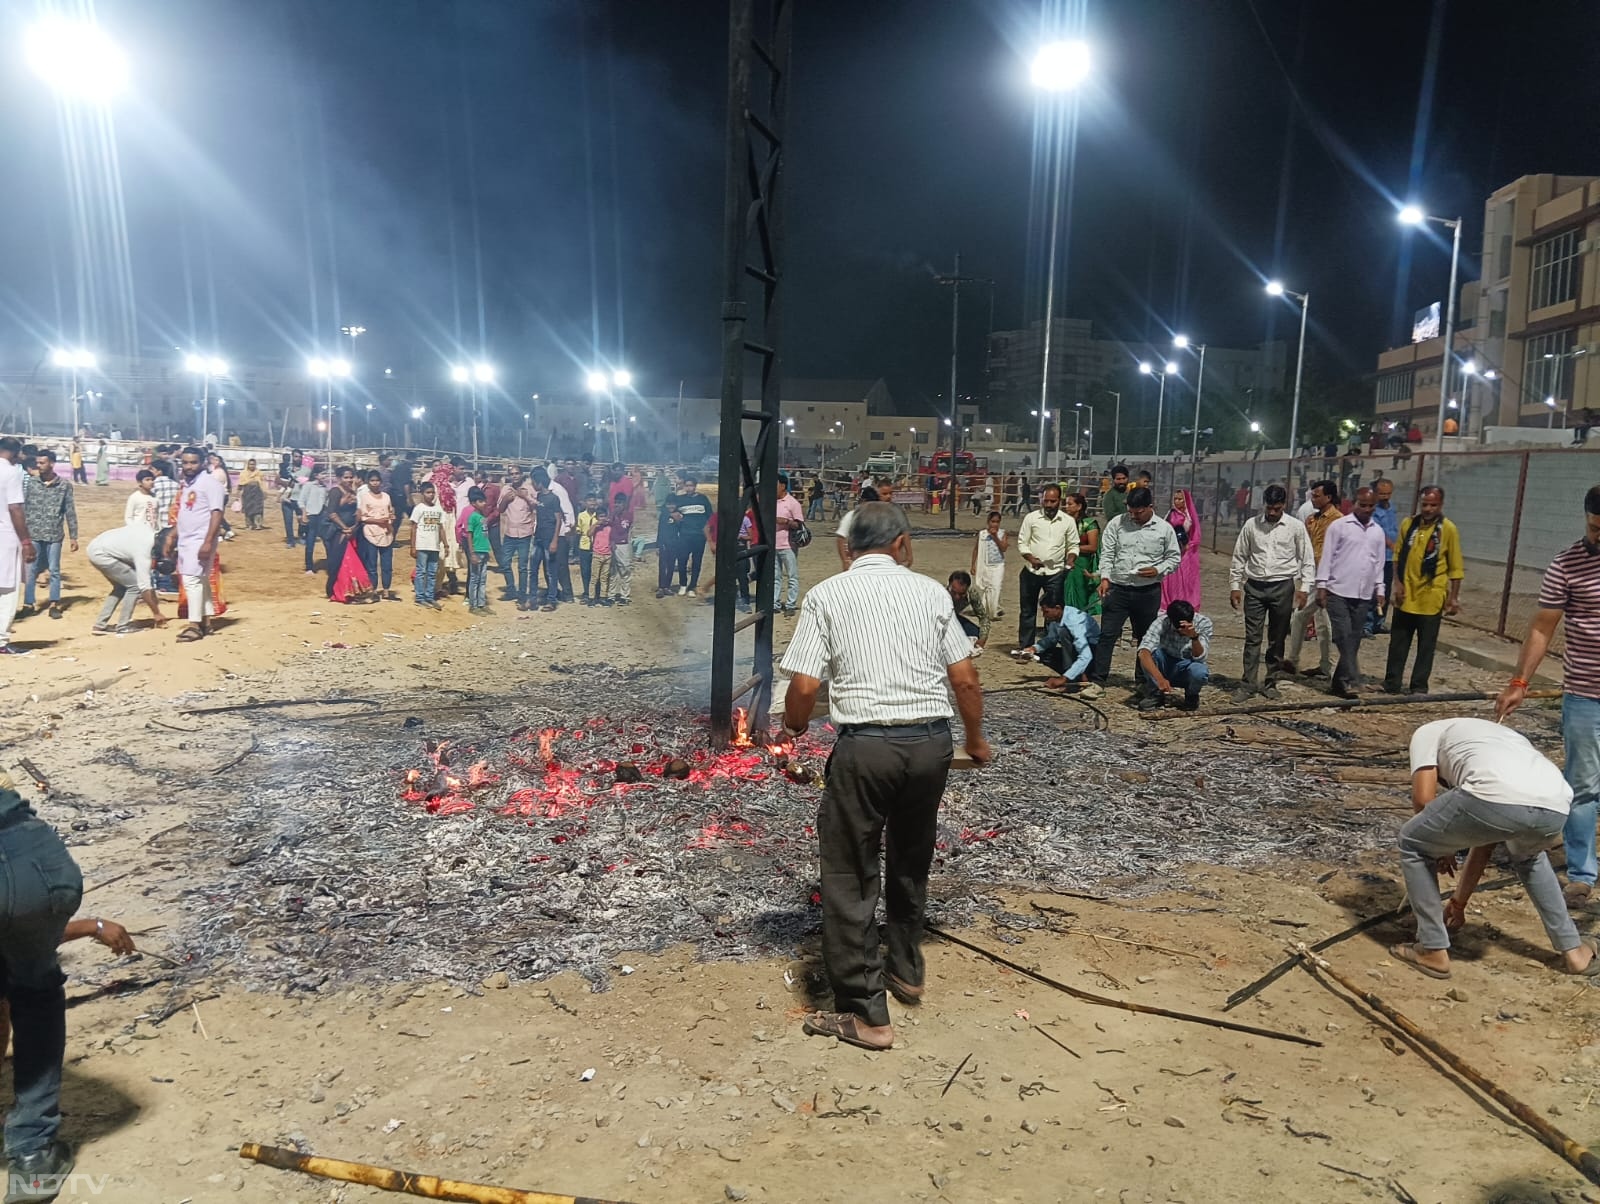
[1497,485,1600,909]
[1391,717,1600,980]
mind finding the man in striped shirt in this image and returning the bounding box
[781,502,991,1051]
[1498,486,1600,908]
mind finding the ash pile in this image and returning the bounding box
[173,669,1396,994]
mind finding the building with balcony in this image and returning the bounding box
[1373,173,1600,438]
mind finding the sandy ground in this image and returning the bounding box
[4,485,1600,1203]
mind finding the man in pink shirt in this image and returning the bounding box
[1316,486,1387,698]
[162,446,225,642]
[496,465,537,609]
[775,472,805,617]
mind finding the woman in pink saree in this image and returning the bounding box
[1161,488,1202,608]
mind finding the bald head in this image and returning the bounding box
[1353,487,1376,522]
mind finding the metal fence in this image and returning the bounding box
[1128,446,1600,651]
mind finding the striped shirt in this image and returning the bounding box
[781,553,973,724]
[1538,539,1600,700]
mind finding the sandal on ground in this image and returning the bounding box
[1390,942,1450,980]
[176,624,206,643]
[801,1010,892,1050]
[1568,936,1600,976]
[887,974,924,1006]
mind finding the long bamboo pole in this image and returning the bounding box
[1296,949,1600,1188]
[927,925,1321,1047]
[238,1144,635,1204]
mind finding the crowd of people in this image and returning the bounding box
[929,460,1471,715]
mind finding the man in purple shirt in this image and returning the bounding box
[1316,486,1386,698]
[161,446,224,642]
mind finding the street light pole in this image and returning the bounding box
[1398,207,1463,454]
[1266,281,1309,468]
[1175,336,1208,488]
[1107,390,1120,462]
[1029,40,1091,470]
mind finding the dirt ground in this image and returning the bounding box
[5,484,1600,1204]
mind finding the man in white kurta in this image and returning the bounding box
[0,438,34,655]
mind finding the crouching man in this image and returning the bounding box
[1135,599,1212,712]
[1391,717,1600,980]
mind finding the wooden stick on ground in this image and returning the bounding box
[927,925,1321,1048]
[238,1143,635,1204]
[1296,947,1600,1188]
[1202,688,1563,720]
[1221,873,1525,1012]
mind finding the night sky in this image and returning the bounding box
[3,0,1597,413]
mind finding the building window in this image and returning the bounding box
[1375,370,1414,406]
[1525,328,1578,403]
[1498,234,1512,281]
[1530,229,1579,310]
[870,431,885,442]
[913,431,930,445]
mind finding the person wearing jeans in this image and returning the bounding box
[1498,488,1600,908]
[0,783,85,1189]
[21,451,77,618]
[1134,600,1213,711]
[775,472,806,614]
[495,468,536,608]
[408,481,445,609]
[1389,717,1600,980]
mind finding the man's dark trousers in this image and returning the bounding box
[1016,568,1066,648]
[0,813,81,1157]
[1384,607,1443,693]
[1241,578,1294,689]
[1088,582,1162,685]
[819,721,953,1028]
[1327,594,1371,693]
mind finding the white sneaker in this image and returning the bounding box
[686,588,698,598]
[677,586,687,596]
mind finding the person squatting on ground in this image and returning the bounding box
[1390,717,1600,981]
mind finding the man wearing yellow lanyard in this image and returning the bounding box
[1382,485,1463,695]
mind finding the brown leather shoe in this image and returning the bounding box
[886,973,924,1006]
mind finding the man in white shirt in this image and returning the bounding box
[545,468,577,602]
[781,502,990,1051]
[0,438,35,655]
[1393,717,1599,980]
[1228,483,1315,700]
[834,486,878,569]
[1014,484,1078,649]
[87,521,165,634]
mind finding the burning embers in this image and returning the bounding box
[400,740,500,816]
[396,718,820,845]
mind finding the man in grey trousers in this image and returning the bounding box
[1392,717,1600,980]
[780,503,992,1051]
[1314,487,1386,698]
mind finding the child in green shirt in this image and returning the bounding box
[466,487,492,613]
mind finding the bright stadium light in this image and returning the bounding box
[1398,205,1425,226]
[329,358,351,378]
[1030,40,1091,92]
[474,363,494,383]
[611,369,632,388]
[1265,280,1285,297]
[450,365,470,384]
[27,18,128,102]
[586,370,609,391]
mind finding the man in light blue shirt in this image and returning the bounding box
[1366,477,1400,636]
[1136,599,1214,711]
[1019,600,1100,690]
